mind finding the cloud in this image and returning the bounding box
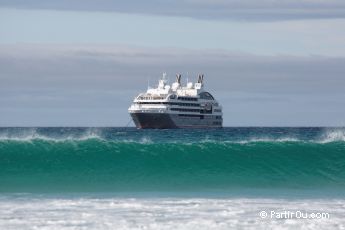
[1,0,345,21]
[1,44,345,126]
[1,44,344,93]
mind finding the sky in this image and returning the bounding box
[0,0,345,126]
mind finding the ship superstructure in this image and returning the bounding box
[128,73,223,128]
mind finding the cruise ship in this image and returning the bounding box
[128,73,223,129]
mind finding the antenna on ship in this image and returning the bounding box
[197,74,204,84]
[147,77,149,90]
[186,72,189,86]
[176,74,181,83]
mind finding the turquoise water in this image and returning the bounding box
[1,127,345,194]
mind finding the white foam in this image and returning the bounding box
[0,196,343,230]
[1,128,345,144]
[0,128,104,142]
[139,136,153,144]
[318,128,345,143]
[197,137,301,145]
[235,137,301,144]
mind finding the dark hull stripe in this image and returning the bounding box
[130,113,177,129]
[130,112,222,129]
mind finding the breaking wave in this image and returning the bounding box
[1,136,345,193]
[0,127,344,144]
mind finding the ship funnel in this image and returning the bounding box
[176,74,181,84]
[197,74,204,83]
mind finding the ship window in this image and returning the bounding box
[199,92,214,100]
[178,114,203,118]
[171,108,200,113]
[178,97,198,101]
[137,102,201,106]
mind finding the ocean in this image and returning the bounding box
[1,127,345,229]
